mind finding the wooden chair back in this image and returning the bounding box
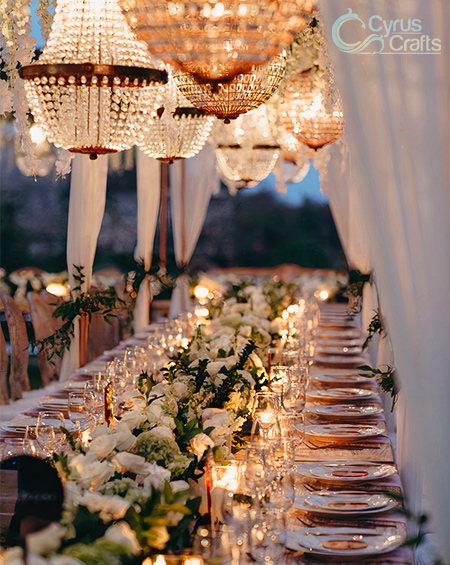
[27,291,62,385]
[0,326,9,405]
[1,294,30,400]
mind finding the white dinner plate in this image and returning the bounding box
[306,388,379,402]
[314,354,369,367]
[311,374,373,386]
[305,404,383,419]
[314,328,363,340]
[315,345,363,356]
[285,526,405,556]
[2,418,77,433]
[103,349,126,357]
[306,424,385,441]
[295,491,398,516]
[297,462,397,484]
[39,396,69,410]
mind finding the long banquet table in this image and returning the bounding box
[0,302,415,564]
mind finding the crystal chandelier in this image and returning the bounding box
[278,68,344,150]
[119,0,314,84]
[173,54,286,124]
[20,0,167,159]
[210,106,281,188]
[138,73,215,163]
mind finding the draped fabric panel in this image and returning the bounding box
[321,1,450,558]
[169,144,220,317]
[60,154,108,380]
[133,151,161,331]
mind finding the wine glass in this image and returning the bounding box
[244,444,277,494]
[251,392,281,441]
[222,486,260,560]
[84,380,105,424]
[269,366,289,396]
[293,413,305,446]
[280,350,299,368]
[282,380,306,413]
[251,511,286,564]
[262,472,295,514]
[68,391,88,430]
[124,346,148,387]
[2,438,25,459]
[193,525,234,565]
[36,411,65,452]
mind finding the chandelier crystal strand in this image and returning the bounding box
[210,105,281,188]
[279,66,344,150]
[173,53,286,123]
[138,71,215,163]
[20,0,167,158]
[119,0,315,83]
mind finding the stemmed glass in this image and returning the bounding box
[251,392,281,441]
[280,350,299,368]
[244,443,277,495]
[2,438,25,459]
[124,346,147,387]
[84,379,105,425]
[35,411,65,455]
[68,391,88,431]
[193,525,234,565]
[222,478,260,561]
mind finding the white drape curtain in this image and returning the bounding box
[169,144,220,318]
[133,151,161,331]
[60,154,108,380]
[321,1,450,558]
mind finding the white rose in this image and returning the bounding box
[82,492,131,523]
[144,399,164,423]
[150,425,174,440]
[63,481,83,506]
[50,557,83,565]
[69,452,115,491]
[170,480,190,494]
[190,433,214,458]
[114,423,137,451]
[90,424,108,440]
[206,361,226,378]
[89,434,117,460]
[142,464,171,492]
[172,381,188,399]
[237,369,255,386]
[3,546,25,565]
[120,410,146,431]
[104,522,141,555]
[239,325,252,338]
[26,522,66,556]
[111,452,152,476]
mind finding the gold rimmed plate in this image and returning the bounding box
[306,388,379,402]
[285,526,405,556]
[305,404,383,419]
[297,461,397,484]
[305,424,385,441]
[295,491,398,516]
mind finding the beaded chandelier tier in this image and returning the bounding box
[138,73,215,163]
[211,106,281,187]
[278,67,344,150]
[20,0,167,159]
[119,0,314,84]
[173,54,286,124]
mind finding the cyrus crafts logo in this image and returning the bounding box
[332,9,441,55]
